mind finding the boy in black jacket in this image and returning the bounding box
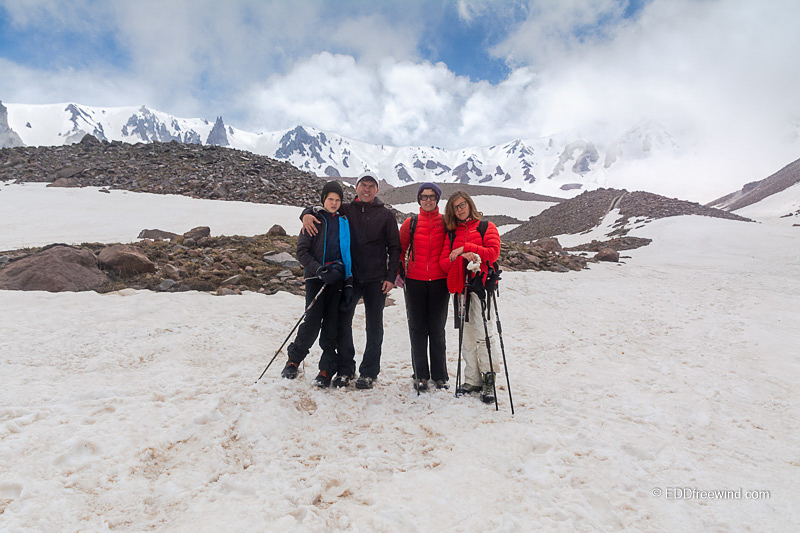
[281,181,353,388]
[300,172,401,389]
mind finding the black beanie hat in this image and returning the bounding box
[417,182,442,204]
[321,181,344,203]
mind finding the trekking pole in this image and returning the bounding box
[479,296,499,412]
[491,290,515,415]
[454,290,467,397]
[402,283,420,396]
[255,284,327,383]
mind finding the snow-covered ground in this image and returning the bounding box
[0,182,304,250]
[1,185,798,531]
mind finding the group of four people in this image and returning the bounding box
[280,172,501,402]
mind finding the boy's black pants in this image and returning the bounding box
[287,278,342,373]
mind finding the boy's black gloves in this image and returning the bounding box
[340,276,354,311]
[317,262,344,285]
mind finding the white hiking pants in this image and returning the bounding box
[461,291,500,387]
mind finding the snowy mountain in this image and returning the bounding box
[1,101,681,198]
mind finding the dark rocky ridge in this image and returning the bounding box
[0,134,345,206]
[706,156,800,212]
[379,181,564,206]
[503,188,752,245]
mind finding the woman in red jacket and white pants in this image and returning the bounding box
[439,190,502,403]
[399,183,450,391]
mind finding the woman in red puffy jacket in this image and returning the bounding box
[439,190,502,404]
[399,183,450,391]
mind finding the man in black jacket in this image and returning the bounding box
[302,171,401,389]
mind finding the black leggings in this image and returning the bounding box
[404,278,449,382]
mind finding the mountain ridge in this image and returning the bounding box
[1,101,681,199]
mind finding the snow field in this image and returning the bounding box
[1,186,798,531]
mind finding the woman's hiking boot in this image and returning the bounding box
[355,375,375,389]
[332,373,353,388]
[480,372,496,404]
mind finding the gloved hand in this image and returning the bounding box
[339,277,355,311]
[317,262,344,285]
[467,271,486,300]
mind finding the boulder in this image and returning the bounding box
[595,247,620,262]
[533,237,563,253]
[184,226,211,241]
[47,177,79,188]
[216,287,241,296]
[263,252,300,268]
[157,279,177,291]
[267,224,287,236]
[98,244,157,276]
[138,229,180,241]
[160,263,181,280]
[0,245,109,292]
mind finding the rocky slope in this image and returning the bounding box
[706,156,800,212]
[0,134,339,206]
[503,188,752,245]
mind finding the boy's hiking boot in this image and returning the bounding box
[355,375,375,389]
[281,361,299,379]
[481,372,496,404]
[313,370,333,388]
[332,373,353,388]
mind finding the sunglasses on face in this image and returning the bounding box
[420,194,437,201]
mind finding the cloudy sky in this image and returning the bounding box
[1,0,799,193]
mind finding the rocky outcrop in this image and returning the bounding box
[206,117,230,147]
[0,244,109,292]
[503,188,751,244]
[501,239,589,273]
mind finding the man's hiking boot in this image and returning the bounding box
[281,361,299,379]
[355,375,375,389]
[481,372,496,404]
[332,373,353,388]
[313,370,333,388]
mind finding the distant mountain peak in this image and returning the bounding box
[206,116,229,146]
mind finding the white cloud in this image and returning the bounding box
[2,0,800,196]
[0,59,160,109]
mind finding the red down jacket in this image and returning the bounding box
[399,207,448,281]
[439,218,501,294]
